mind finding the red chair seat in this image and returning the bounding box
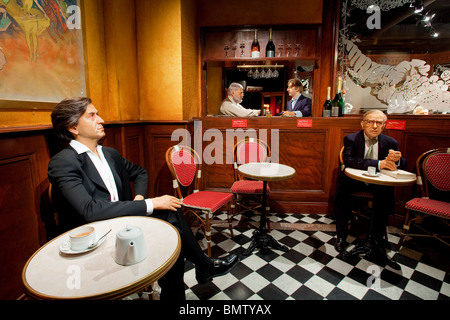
[231,180,270,194]
[405,198,450,219]
[182,191,233,214]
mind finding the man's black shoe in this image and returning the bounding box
[334,237,348,253]
[196,254,239,284]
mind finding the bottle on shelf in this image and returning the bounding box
[265,28,275,58]
[264,104,271,117]
[331,76,344,117]
[251,29,260,58]
[323,86,332,117]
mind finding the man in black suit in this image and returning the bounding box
[48,97,238,300]
[334,110,407,258]
[282,78,311,117]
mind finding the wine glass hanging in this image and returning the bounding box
[238,64,283,79]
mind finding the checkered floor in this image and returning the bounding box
[183,212,450,300]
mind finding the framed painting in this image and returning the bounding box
[0,0,86,109]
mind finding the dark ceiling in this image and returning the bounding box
[343,0,450,54]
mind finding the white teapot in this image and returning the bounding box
[114,225,148,266]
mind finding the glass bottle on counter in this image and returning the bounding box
[331,76,344,117]
[264,104,271,117]
[266,28,275,57]
[251,29,260,58]
[323,86,332,117]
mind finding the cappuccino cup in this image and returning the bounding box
[69,226,95,251]
[367,166,376,176]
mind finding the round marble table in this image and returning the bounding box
[22,216,180,300]
[341,167,416,269]
[238,162,296,256]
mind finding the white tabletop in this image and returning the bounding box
[238,162,296,182]
[22,216,180,300]
[344,167,417,187]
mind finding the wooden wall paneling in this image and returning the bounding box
[314,0,340,117]
[122,125,145,168]
[102,125,123,154]
[0,155,42,299]
[144,123,189,198]
[0,133,50,299]
[197,0,323,27]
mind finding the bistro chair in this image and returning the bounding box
[165,145,234,257]
[231,138,272,230]
[396,147,450,250]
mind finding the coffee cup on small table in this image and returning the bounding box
[367,166,376,176]
[69,226,95,251]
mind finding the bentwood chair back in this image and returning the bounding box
[165,145,234,256]
[231,138,272,230]
[396,147,450,250]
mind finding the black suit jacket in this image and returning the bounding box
[48,145,148,231]
[286,95,312,117]
[334,130,407,239]
[343,130,407,171]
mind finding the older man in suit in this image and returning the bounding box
[334,110,407,260]
[219,82,261,117]
[48,97,238,300]
[282,78,311,117]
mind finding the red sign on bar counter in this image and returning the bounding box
[385,120,406,130]
[297,119,313,128]
[232,119,247,128]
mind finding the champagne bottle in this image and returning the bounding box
[323,86,332,117]
[332,76,344,117]
[265,28,275,57]
[251,29,260,58]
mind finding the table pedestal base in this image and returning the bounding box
[243,229,289,256]
[339,239,400,270]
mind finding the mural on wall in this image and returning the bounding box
[343,38,450,114]
[0,0,85,105]
[339,0,450,114]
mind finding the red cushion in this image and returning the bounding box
[406,198,450,219]
[171,150,195,187]
[182,191,233,213]
[425,153,450,191]
[231,180,270,194]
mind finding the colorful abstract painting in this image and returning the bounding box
[0,0,85,106]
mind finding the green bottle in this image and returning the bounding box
[331,76,344,117]
[322,86,332,117]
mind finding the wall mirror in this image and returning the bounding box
[338,0,450,114]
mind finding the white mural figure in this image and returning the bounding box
[344,38,450,114]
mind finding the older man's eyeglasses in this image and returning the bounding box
[364,120,385,126]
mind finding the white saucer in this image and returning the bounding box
[362,172,381,177]
[59,235,107,254]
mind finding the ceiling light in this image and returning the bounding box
[410,0,424,13]
[422,13,435,23]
